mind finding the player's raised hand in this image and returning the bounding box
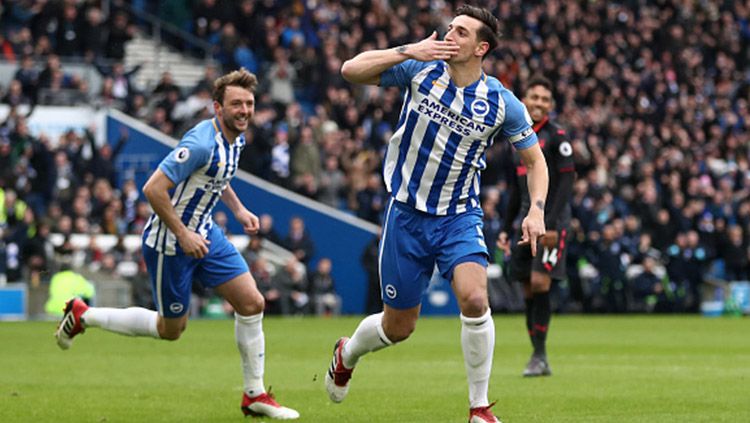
[520,209,546,257]
[405,31,460,62]
[177,230,210,258]
[236,208,260,235]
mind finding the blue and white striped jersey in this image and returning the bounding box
[143,118,244,255]
[380,60,538,215]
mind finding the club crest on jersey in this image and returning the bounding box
[169,302,184,314]
[471,99,489,118]
[175,147,190,163]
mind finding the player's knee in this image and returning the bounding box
[234,292,265,315]
[530,273,551,293]
[383,320,415,343]
[530,281,548,293]
[458,291,489,317]
[157,320,187,341]
[158,326,184,341]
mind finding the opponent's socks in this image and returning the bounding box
[342,312,392,369]
[461,309,495,409]
[82,307,159,338]
[531,292,551,357]
[235,312,266,397]
[524,297,534,343]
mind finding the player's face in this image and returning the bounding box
[444,15,488,64]
[216,85,255,137]
[523,85,553,123]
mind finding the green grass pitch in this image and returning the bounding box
[1,316,749,422]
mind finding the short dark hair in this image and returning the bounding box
[526,75,553,93]
[455,5,501,56]
[212,68,258,104]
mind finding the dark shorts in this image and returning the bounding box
[509,228,568,282]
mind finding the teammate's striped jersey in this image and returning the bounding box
[380,60,538,215]
[143,118,244,255]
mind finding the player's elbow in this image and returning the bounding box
[142,181,156,202]
[342,59,381,85]
[340,59,358,83]
[525,149,547,169]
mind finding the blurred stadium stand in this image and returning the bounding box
[1,0,749,318]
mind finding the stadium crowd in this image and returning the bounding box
[1,0,749,314]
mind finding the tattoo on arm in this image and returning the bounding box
[396,45,407,54]
[536,200,545,211]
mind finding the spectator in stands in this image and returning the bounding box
[632,255,676,313]
[128,201,151,235]
[274,257,309,315]
[94,61,141,104]
[291,125,321,194]
[283,216,315,266]
[105,11,135,60]
[233,42,260,75]
[294,172,318,200]
[95,77,124,110]
[592,224,628,312]
[240,105,275,179]
[213,22,241,70]
[51,150,78,204]
[128,256,154,309]
[0,188,28,230]
[90,178,115,222]
[171,85,213,124]
[84,128,126,188]
[310,258,340,316]
[32,34,53,59]
[241,235,263,269]
[0,126,13,166]
[251,256,284,315]
[233,0,261,50]
[120,179,139,225]
[267,48,297,111]
[22,221,52,287]
[2,0,750,315]
[318,155,346,209]
[0,33,17,62]
[55,3,82,58]
[2,79,31,107]
[147,106,174,136]
[13,55,37,101]
[213,210,229,235]
[257,213,282,246]
[9,27,34,58]
[37,54,61,89]
[354,173,387,225]
[192,64,219,95]
[192,0,228,39]
[100,202,125,235]
[152,71,180,96]
[269,124,291,187]
[27,1,58,43]
[45,260,95,317]
[126,92,149,120]
[81,6,106,60]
